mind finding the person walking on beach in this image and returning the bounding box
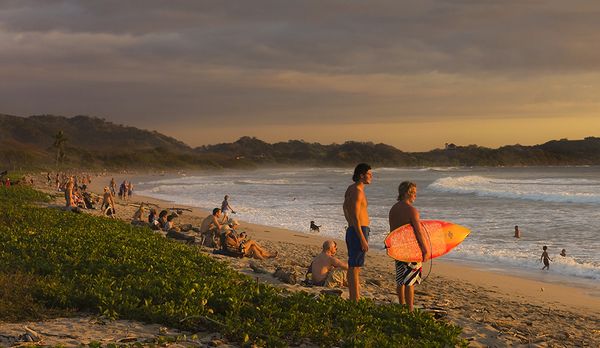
[389,181,431,312]
[540,246,552,270]
[101,186,116,218]
[221,195,236,223]
[343,163,372,302]
[110,178,116,195]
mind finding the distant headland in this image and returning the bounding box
[1,114,599,169]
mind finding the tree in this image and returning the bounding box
[53,130,68,165]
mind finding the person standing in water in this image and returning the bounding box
[343,163,372,302]
[388,181,431,312]
[540,245,552,270]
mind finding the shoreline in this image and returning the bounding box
[23,171,600,346]
[128,172,600,302]
[96,172,600,312]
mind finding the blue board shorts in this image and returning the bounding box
[345,226,370,267]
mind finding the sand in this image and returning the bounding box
[2,171,599,347]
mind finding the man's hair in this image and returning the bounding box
[322,240,336,251]
[352,163,372,182]
[159,210,169,218]
[397,181,417,201]
[212,208,221,215]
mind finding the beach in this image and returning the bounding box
[2,171,599,347]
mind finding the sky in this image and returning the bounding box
[1,0,599,151]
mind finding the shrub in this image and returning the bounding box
[0,188,465,347]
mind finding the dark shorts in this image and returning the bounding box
[345,226,370,267]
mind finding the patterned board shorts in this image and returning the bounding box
[395,260,422,286]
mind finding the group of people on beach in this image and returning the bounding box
[198,201,277,260]
[53,172,98,211]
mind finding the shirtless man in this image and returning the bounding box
[311,240,348,287]
[388,181,431,311]
[200,208,223,247]
[343,163,372,301]
[65,176,75,208]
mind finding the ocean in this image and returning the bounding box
[136,166,600,284]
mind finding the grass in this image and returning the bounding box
[0,185,466,347]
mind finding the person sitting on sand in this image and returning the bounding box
[200,208,223,247]
[101,186,116,218]
[310,240,348,287]
[540,245,552,270]
[560,249,567,257]
[164,214,179,231]
[148,208,160,230]
[132,203,145,222]
[158,210,169,230]
[221,220,277,260]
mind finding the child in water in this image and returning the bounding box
[540,246,552,270]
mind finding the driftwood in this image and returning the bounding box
[249,261,271,274]
[166,230,196,243]
[273,266,300,285]
[179,224,193,232]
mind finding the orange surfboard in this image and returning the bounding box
[384,220,470,262]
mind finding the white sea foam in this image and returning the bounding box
[449,245,600,280]
[428,176,600,204]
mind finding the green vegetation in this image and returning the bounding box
[2,114,600,169]
[0,186,465,347]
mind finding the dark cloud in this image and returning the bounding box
[1,0,600,147]
[3,0,600,74]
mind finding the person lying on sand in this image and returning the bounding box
[220,220,277,260]
[309,240,348,287]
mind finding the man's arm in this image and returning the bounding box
[331,256,349,271]
[410,208,431,261]
[351,189,369,252]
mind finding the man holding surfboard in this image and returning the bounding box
[343,163,372,302]
[389,181,431,311]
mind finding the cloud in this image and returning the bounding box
[1,0,600,149]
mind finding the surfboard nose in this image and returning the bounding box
[446,223,470,243]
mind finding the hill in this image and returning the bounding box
[0,114,225,169]
[1,114,599,169]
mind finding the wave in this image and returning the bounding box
[428,176,600,204]
[450,245,600,281]
[234,179,293,185]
